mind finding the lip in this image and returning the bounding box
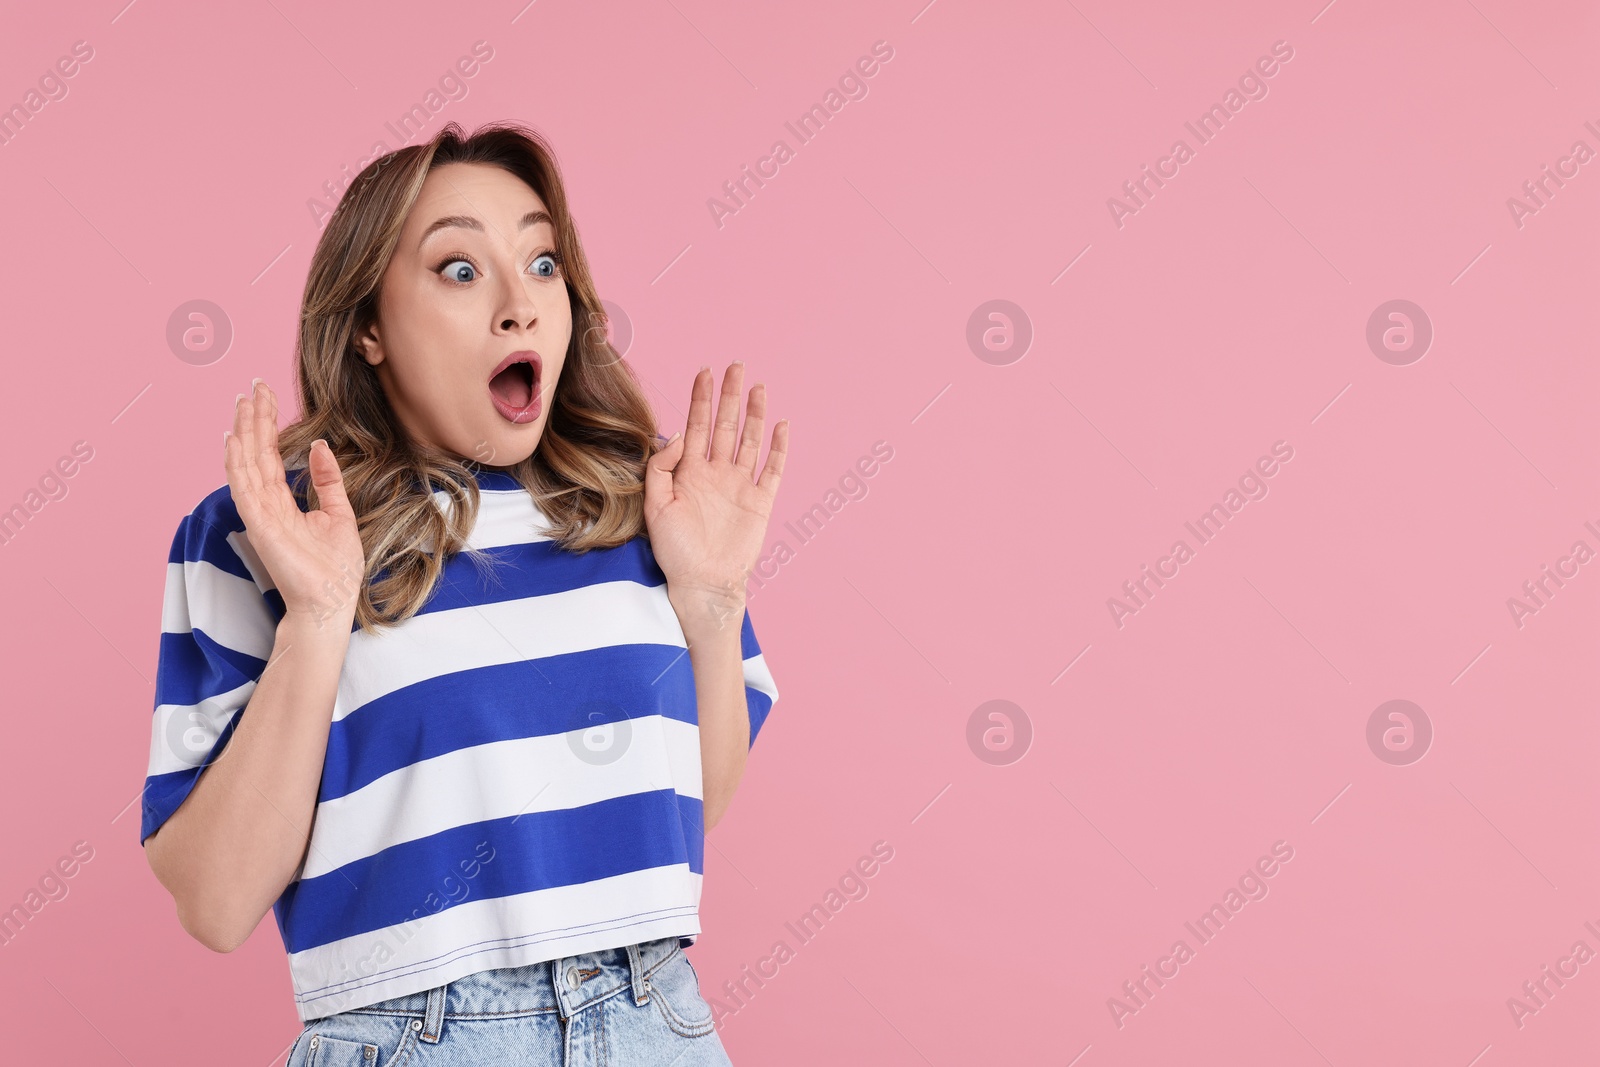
[487,350,542,424]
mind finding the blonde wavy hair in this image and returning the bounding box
[275,120,661,633]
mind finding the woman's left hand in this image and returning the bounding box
[644,363,789,630]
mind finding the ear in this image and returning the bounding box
[352,322,383,367]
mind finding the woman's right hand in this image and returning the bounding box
[224,380,366,628]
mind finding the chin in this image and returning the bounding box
[466,429,542,468]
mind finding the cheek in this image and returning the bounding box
[400,339,464,397]
[383,284,468,383]
[543,355,568,391]
[544,289,574,336]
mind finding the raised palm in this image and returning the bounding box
[224,381,366,626]
[643,364,789,621]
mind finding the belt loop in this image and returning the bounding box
[421,981,448,1044]
[552,956,573,1020]
[627,942,650,1005]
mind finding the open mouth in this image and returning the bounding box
[488,354,541,424]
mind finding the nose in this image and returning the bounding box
[495,271,538,334]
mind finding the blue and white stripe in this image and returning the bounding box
[142,467,777,1021]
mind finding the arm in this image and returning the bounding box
[643,362,789,832]
[670,587,750,833]
[143,380,366,952]
[144,610,353,952]
[640,367,784,831]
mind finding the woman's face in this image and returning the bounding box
[353,161,573,468]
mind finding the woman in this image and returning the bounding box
[139,120,788,1065]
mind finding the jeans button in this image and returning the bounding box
[567,965,582,989]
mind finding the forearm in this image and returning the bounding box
[670,588,750,833]
[144,612,351,952]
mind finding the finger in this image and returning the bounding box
[223,423,256,530]
[255,381,290,495]
[708,362,744,463]
[233,388,262,500]
[308,440,356,522]
[734,381,766,477]
[644,432,684,514]
[756,419,789,498]
[681,367,714,462]
[251,380,278,486]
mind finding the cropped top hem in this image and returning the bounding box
[293,910,702,1023]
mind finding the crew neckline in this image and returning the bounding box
[283,463,526,496]
[459,461,525,491]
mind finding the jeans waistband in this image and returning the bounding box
[339,935,684,1043]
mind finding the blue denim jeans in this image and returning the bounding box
[284,936,733,1066]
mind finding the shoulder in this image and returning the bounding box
[163,485,249,592]
[167,468,309,575]
[178,466,311,529]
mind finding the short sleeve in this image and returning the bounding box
[140,488,282,845]
[739,607,778,749]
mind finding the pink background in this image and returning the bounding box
[2,0,1597,1062]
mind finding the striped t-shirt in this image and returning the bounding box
[140,463,778,1022]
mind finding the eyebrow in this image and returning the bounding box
[418,210,553,248]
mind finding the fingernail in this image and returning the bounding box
[732,360,744,367]
[236,392,245,403]
[251,377,263,389]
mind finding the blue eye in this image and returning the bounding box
[438,258,476,284]
[435,248,562,286]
